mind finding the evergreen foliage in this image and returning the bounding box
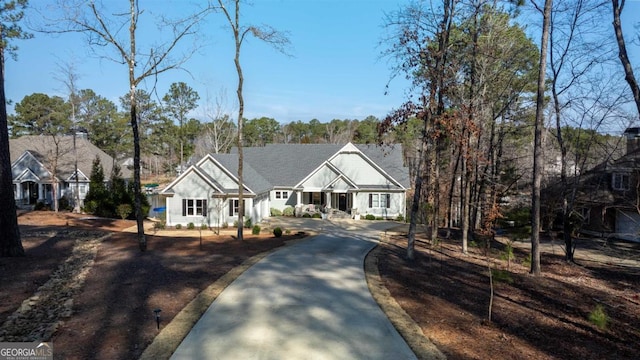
[84,156,148,219]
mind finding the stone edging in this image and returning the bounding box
[364,244,446,360]
[138,236,311,360]
[0,231,109,342]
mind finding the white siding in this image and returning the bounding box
[301,165,338,189]
[198,158,238,189]
[270,190,296,210]
[165,171,217,227]
[329,153,391,186]
[355,192,405,219]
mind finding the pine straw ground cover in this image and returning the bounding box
[2,211,298,359]
[4,211,639,359]
[377,230,640,360]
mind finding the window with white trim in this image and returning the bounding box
[612,173,630,191]
[182,199,207,216]
[369,193,391,208]
[275,191,289,199]
[229,199,245,216]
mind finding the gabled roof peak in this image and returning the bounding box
[338,142,360,153]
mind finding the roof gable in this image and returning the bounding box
[196,154,243,191]
[9,135,130,180]
[11,151,52,181]
[15,168,41,182]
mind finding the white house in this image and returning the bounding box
[10,134,129,209]
[161,143,410,227]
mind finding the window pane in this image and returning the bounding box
[187,199,194,215]
[380,194,386,208]
[283,191,288,199]
[372,194,379,208]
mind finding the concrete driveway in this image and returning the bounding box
[170,219,417,360]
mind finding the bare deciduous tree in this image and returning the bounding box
[47,0,211,250]
[611,0,640,117]
[216,0,290,241]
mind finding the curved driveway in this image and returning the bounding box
[170,219,417,360]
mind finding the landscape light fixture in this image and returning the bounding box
[153,308,162,330]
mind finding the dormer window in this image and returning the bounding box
[612,173,630,191]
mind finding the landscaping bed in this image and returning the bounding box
[3,211,298,359]
[377,231,640,359]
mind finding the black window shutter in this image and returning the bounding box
[369,194,373,208]
[203,200,207,217]
[229,200,234,216]
[182,199,186,216]
[386,194,391,208]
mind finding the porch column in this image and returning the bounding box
[325,192,331,209]
[296,190,302,206]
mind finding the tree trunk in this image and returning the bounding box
[531,0,553,276]
[612,0,640,117]
[233,0,244,241]
[407,128,428,260]
[129,0,146,251]
[0,49,24,257]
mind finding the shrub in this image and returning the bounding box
[187,222,195,230]
[252,225,261,235]
[116,204,132,220]
[491,269,514,284]
[244,218,252,228]
[270,208,283,216]
[312,213,322,219]
[376,216,383,220]
[302,213,312,218]
[222,222,229,229]
[283,206,294,216]
[589,304,608,329]
[201,223,208,230]
[153,221,165,230]
[522,254,532,268]
[175,224,182,230]
[285,229,291,235]
[59,196,72,211]
[396,214,404,222]
[233,220,239,227]
[365,214,376,220]
[273,227,283,237]
[35,201,48,211]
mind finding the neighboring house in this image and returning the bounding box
[9,134,130,209]
[555,127,640,242]
[161,143,410,227]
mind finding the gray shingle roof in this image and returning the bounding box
[212,153,273,194]
[229,143,409,189]
[9,135,130,180]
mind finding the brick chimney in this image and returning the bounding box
[624,127,640,154]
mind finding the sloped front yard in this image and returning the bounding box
[377,231,640,359]
[3,212,639,359]
[1,211,295,359]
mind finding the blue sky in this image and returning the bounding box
[4,0,640,125]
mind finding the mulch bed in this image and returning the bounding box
[377,234,640,360]
[3,211,298,360]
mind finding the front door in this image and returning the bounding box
[338,193,347,212]
[21,182,38,205]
